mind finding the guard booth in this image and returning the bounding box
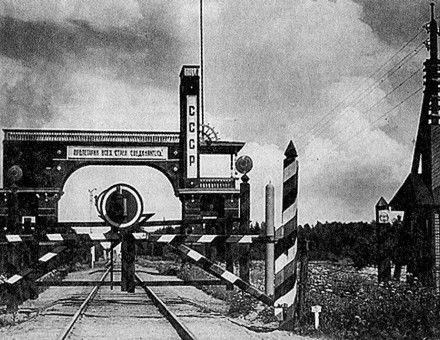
[0,65,245,272]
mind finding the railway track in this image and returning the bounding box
[0,263,274,340]
[57,266,197,340]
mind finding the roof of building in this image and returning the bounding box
[389,173,434,210]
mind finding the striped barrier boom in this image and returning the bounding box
[133,233,261,244]
[4,245,67,286]
[174,243,272,306]
[275,140,299,322]
[56,216,240,229]
[0,233,264,245]
[0,232,120,245]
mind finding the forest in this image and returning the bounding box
[145,220,409,273]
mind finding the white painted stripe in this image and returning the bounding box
[47,234,63,241]
[39,252,57,262]
[6,274,23,284]
[202,216,217,220]
[283,160,298,182]
[198,235,217,243]
[89,233,105,241]
[6,235,22,242]
[274,307,284,320]
[158,235,176,243]
[100,242,111,249]
[221,271,239,283]
[187,249,203,261]
[275,281,298,307]
[282,200,297,224]
[238,235,253,243]
[275,242,297,273]
[132,233,147,240]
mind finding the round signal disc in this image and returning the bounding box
[235,155,253,174]
[100,184,143,229]
[95,191,105,217]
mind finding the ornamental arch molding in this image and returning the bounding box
[0,66,245,232]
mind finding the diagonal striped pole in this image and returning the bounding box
[4,246,68,286]
[174,243,272,305]
[275,140,299,324]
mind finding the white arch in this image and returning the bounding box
[59,165,181,225]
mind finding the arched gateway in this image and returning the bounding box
[0,66,244,232]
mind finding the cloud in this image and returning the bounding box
[240,103,411,225]
[300,103,410,223]
[0,0,183,128]
[0,0,430,226]
[353,0,429,46]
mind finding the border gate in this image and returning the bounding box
[1,66,243,234]
[0,64,273,301]
[0,65,301,330]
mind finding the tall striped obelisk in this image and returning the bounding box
[275,141,299,324]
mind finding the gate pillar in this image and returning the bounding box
[181,195,202,234]
[239,174,250,282]
[121,232,136,293]
[36,190,62,233]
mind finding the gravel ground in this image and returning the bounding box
[0,267,107,339]
[135,268,313,340]
[0,264,313,340]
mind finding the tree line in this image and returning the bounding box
[140,220,410,275]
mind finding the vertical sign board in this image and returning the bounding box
[186,95,199,179]
[180,65,200,186]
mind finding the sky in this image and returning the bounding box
[0,0,434,226]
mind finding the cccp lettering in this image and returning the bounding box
[189,155,196,165]
[189,122,195,132]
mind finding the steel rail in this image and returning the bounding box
[37,279,224,287]
[58,267,111,340]
[135,273,198,340]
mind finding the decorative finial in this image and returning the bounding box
[284,141,298,159]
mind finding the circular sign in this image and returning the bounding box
[235,155,253,174]
[7,165,23,183]
[378,210,390,223]
[99,184,143,229]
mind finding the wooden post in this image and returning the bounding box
[9,188,20,274]
[298,239,309,324]
[375,197,391,282]
[121,232,135,293]
[225,216,234,290]
[265,182,275,297]
[275,141,299,328]
[239,174,250,283]
[110,242,114,290]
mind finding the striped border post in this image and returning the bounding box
[275,141,299,325]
